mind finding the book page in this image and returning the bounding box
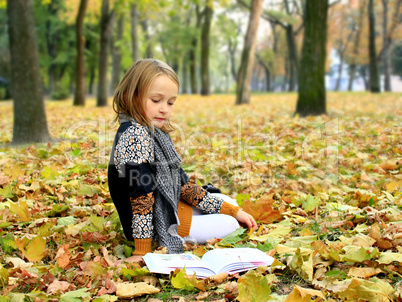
[143,253,216,278]
[201,248,275,274]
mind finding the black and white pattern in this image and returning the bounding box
[114,124,154,175]
[132,213,153,239]
[197,194,224,214]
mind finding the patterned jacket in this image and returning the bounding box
[108,121,239,255]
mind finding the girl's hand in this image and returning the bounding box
[236,209,257,231]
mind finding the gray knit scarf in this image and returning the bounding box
[119,114,184,253]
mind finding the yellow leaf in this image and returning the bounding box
[284,285,325,302]
[237,269,272,302]
[25,236,47,262]
[386,180,402,193]
[334,278,395,302]
[116,282,159,298]
[9,200,31,222]
[171,268,205,291]
[347,267,383,278]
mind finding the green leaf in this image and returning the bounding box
[121,267,150,278]
[60,288,90,302]
[171,268,196,290]
[57,216,77,226]
[218,228,246,246]
[77,184,101,197]
[41,166,59,180]
[237,269,272,302]
[0,263,9,288]
[325,270,348,279]
[302,194,320,212]
[0,185,14,198]
[46,204,69,217]
[37,221,55,237]
[124,245,133,258]
[236,193,250,206]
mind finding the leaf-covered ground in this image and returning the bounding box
[0,92,401,301]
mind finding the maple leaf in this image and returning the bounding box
[9,200,31,222]
[55,244,70,269]
[284,285,325,302]
[60,288,91,302]
[171,268,205,291]
[236,269,272,302]
[242,194,283,224]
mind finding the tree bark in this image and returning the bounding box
[182,55,189,94]
[295,0,328,117]
[189,5,201,94]
[7,0,50,144]
[97,0,115,107]
[111,15,123,93]
[201,3,213,96]
[348,2,365,91]
[235,0,263,105]
[141,19,153,58]
[382,0,391,91]
[130,4,139,62]
[228,39,238,82]
[46,0,58,95]
[368,0,381,93]
[73,0,89,106]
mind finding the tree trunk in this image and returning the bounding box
[285,25,298,91]
[130,3,139,62]
[360,65,369,90]
[284,0,298,92]
[228,39,238,82]
[382,0,391,91]
[73,0,89,106]
[182,55,189,94]
[200,3,213,96]
[347,2,365,91]
[111,15,123,93]
[235,0,263,105]
[189,5,201,94]
[295,0,328,117]
[97,0,115,107]
[368,0,381,93]
[46,0,58,95]
[141,19,153,58]
[7,0,50,144]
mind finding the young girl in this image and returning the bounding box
[108,59,257,256]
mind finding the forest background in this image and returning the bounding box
[0,0,401,301]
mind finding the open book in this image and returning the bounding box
[143,248,275,278]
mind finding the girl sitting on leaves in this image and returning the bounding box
[108,59,257,256]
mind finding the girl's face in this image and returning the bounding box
[145,74,178,128]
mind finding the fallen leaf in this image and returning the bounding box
[242,194,283,224]
[237,269,272,302]
[115,282,159,298]
[284,285,325,301]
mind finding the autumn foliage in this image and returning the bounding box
[0,92,401,301]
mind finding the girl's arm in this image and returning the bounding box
[114,123,155,255]
[179,169,257,230]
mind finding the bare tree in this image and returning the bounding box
[7,0,50,144]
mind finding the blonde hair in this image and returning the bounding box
[113,59,179,132]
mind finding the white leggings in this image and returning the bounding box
[188,193,240,244]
